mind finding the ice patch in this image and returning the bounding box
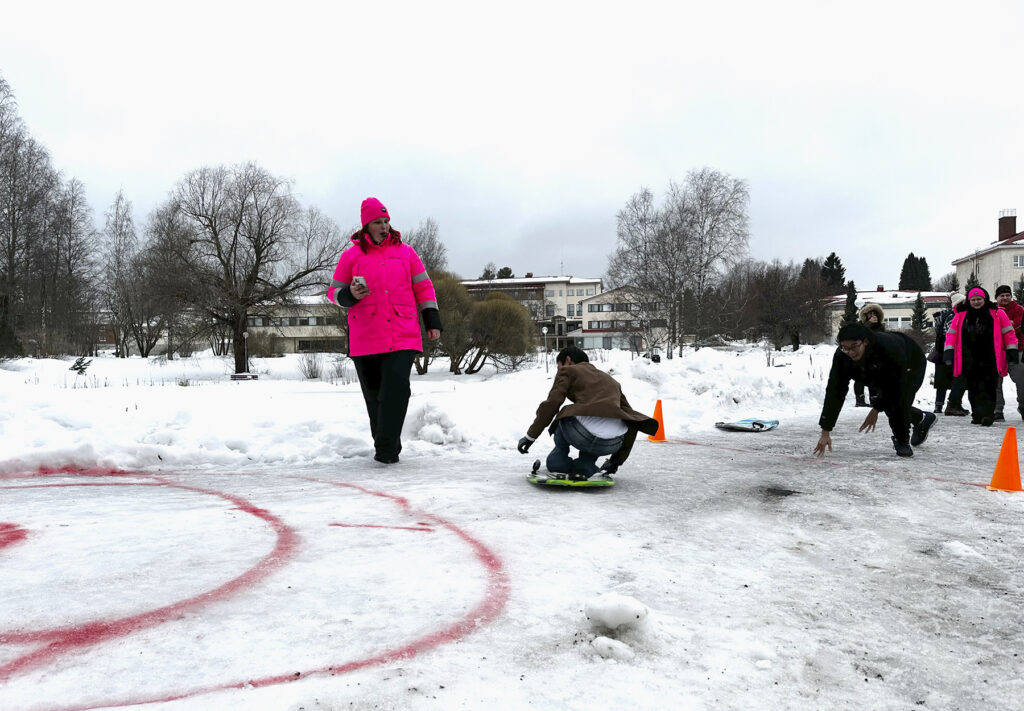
[941,540,990,562]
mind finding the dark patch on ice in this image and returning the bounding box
[762,486,802,498]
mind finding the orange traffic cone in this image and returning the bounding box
[988,426,1023,492]
[648,399,666,442]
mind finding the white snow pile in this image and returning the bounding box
[584,592,654,661]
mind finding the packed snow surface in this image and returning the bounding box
[1,345,1023,710]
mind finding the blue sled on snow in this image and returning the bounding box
[714,418,780,432]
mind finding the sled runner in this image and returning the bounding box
[714,418,779,432]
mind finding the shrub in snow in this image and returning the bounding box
[585,592,649,632]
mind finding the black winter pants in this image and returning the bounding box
[352,350,417,460]
[964,368,999,423]
[881,361,926,444]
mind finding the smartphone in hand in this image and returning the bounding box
[352,276,367,290]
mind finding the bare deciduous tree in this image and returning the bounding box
[608,169,749,354]
[403,217,448,274]
[158,162,343,373]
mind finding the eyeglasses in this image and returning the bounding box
[839,341,864,354]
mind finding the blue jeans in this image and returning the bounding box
[546,417,624,477]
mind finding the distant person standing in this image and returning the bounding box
[932,294,968,416]
[943,287,1018,426]
[327,198,442,464]
[993,284,1024,421]
[853,303,885,407]
[814,324,934,458]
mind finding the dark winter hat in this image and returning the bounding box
[836,323,871,344]
[996,284,1013,297]
[360,197,390,227]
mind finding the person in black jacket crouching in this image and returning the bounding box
[813,323,935,458]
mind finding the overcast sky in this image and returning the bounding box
[2,0,1023,288]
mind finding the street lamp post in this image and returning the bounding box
[542,326,549,373]
[242,331,249,373]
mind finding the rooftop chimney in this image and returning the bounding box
[876,285,884,291]
[999,209,1017,241]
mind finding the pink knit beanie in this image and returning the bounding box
[360,197,389,227]
[968,287,986,300]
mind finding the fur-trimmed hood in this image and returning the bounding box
[858,303,885,324]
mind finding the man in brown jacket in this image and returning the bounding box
[518,347,659,480]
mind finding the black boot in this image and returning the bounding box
[892,437,913,458]
[855,395,868,407]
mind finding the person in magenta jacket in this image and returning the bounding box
[327,197,442,463]
[993,284,1024,421]
[943,286,1019,426]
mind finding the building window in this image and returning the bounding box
[601,303,613,312]
[576,304,582,317]
[1014,255,1024,268]
[567,289,574,296]
[545,290,554,297]
[566,305,574,318]
[546,304,555,317]
[559,290,563,296]
[586,288,595,295]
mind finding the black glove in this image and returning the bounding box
[517,436,533,454]
[1009,349,1020,365]
[600,460,619,475]
[943,350,954,366]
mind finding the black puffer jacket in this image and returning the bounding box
[819,331,925,431]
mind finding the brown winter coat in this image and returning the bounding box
[527,362,659,466]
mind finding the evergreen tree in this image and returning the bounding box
[898,253,932,291]
[966,271,981,290]
[799,257,821,280]
[842,281,859,325]
[820,253,846,292]
[898,253,915,290]
[1015,275,1024,304]
[917,257,932,290]
[496,266,514,279]
[950,273,960,293]
[910,292,928,333]
[479,262,497,280]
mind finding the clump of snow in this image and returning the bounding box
[585,592,649,631]
[591,635,636,660]
[405,401,466,445]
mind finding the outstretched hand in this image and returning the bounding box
[813,430,832,457]
[517,436,533,454]
[859,408,880,433]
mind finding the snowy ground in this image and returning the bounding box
[1,346,1023,710]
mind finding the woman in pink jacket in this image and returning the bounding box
[943,286,1019,426]
[327,198,442,463]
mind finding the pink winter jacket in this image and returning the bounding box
[943,307,1018,377]
[327,231,438,357]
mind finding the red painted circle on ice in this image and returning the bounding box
[0,469,509,711]
[0,522,29,551]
